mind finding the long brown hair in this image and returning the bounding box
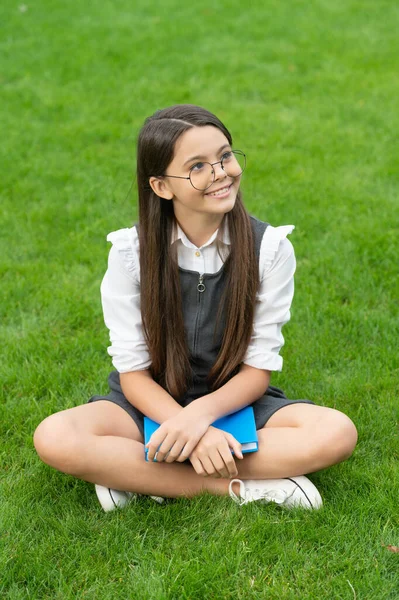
[137,105,259,400]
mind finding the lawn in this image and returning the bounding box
[1,0,399,598]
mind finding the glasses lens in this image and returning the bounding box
[190,163,214,191]
[189,151,246,191]
[223,151,246,178]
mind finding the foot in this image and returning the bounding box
[94,485,165,512]
[228,476,322,509]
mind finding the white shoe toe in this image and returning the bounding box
[95,485,134,512]
[284,476,323,509]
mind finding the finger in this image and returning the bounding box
[219,447,238,478]
[212,440,237,478]
[178,436,203,460]
[226,433,243,459]
[221,450,238,478]
[164,439,187,463]
[212,437,238,477]
[146,429,168,461]
[153,433,177,462]
[190,457,206,477]
[200,456,219,478]
[208,449,230,479]
[176,444,190,462]
[147,441,162,462]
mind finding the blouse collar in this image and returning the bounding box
[171,215,231,250]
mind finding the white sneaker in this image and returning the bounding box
[95,485,135,512]
[228,476,322,509]
[94,485,165,512]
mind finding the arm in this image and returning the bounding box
[147,363,270,463]
[119,370,183,423]
[101,230,184,424]
[182,230,295,426]
[184,231,295,476]
[182,365,268,478]
[101,230,210,453]
[182,364,270,423]
[120,366,268,426]
[149,231,296,464]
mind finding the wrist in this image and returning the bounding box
[182,400,214,426]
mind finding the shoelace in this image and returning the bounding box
[229,479,293,507]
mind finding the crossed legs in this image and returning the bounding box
[33,401,357,499]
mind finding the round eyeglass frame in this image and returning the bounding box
[160,149,246,191]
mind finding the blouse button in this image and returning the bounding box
[195,251,201,257]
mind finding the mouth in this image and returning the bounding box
[205,183,233,198]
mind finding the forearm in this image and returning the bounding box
[183,364,270,423]
[119,370,183,423]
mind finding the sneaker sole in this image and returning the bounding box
[95,485,165,511]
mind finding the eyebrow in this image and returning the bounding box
[183,144,231,167]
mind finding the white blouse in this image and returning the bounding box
[100,218,296,374]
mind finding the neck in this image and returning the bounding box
[175,214,226,248]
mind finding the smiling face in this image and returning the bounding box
[149,125,241,232]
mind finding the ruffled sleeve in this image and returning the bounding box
[100,226,151,372]
[106,226,140,282]
[242,225,296,372]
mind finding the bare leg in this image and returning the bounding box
[235,404,358,480]
[34,402,229,498]
[34,402,357,499]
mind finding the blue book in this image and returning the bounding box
[144,405,258,461]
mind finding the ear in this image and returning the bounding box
[149,176,174,200]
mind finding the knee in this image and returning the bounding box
[33,413,82,474]
[322,411,358,463]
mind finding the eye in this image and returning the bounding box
[221,151,233,161]
[191,162,205,172]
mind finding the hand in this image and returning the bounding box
[146,411,210,463]
[189,426,243,478]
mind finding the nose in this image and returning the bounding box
[213,160,226,180]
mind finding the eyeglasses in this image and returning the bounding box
[161,150,246,192]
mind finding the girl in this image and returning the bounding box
[34,105,358,511]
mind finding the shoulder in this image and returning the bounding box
[106,225,140,281]
[259,223,295,278]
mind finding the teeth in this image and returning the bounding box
[207,186,230,196]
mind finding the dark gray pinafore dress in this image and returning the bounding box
[88,216,314,438]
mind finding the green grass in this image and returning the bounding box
[1,0,399,597]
